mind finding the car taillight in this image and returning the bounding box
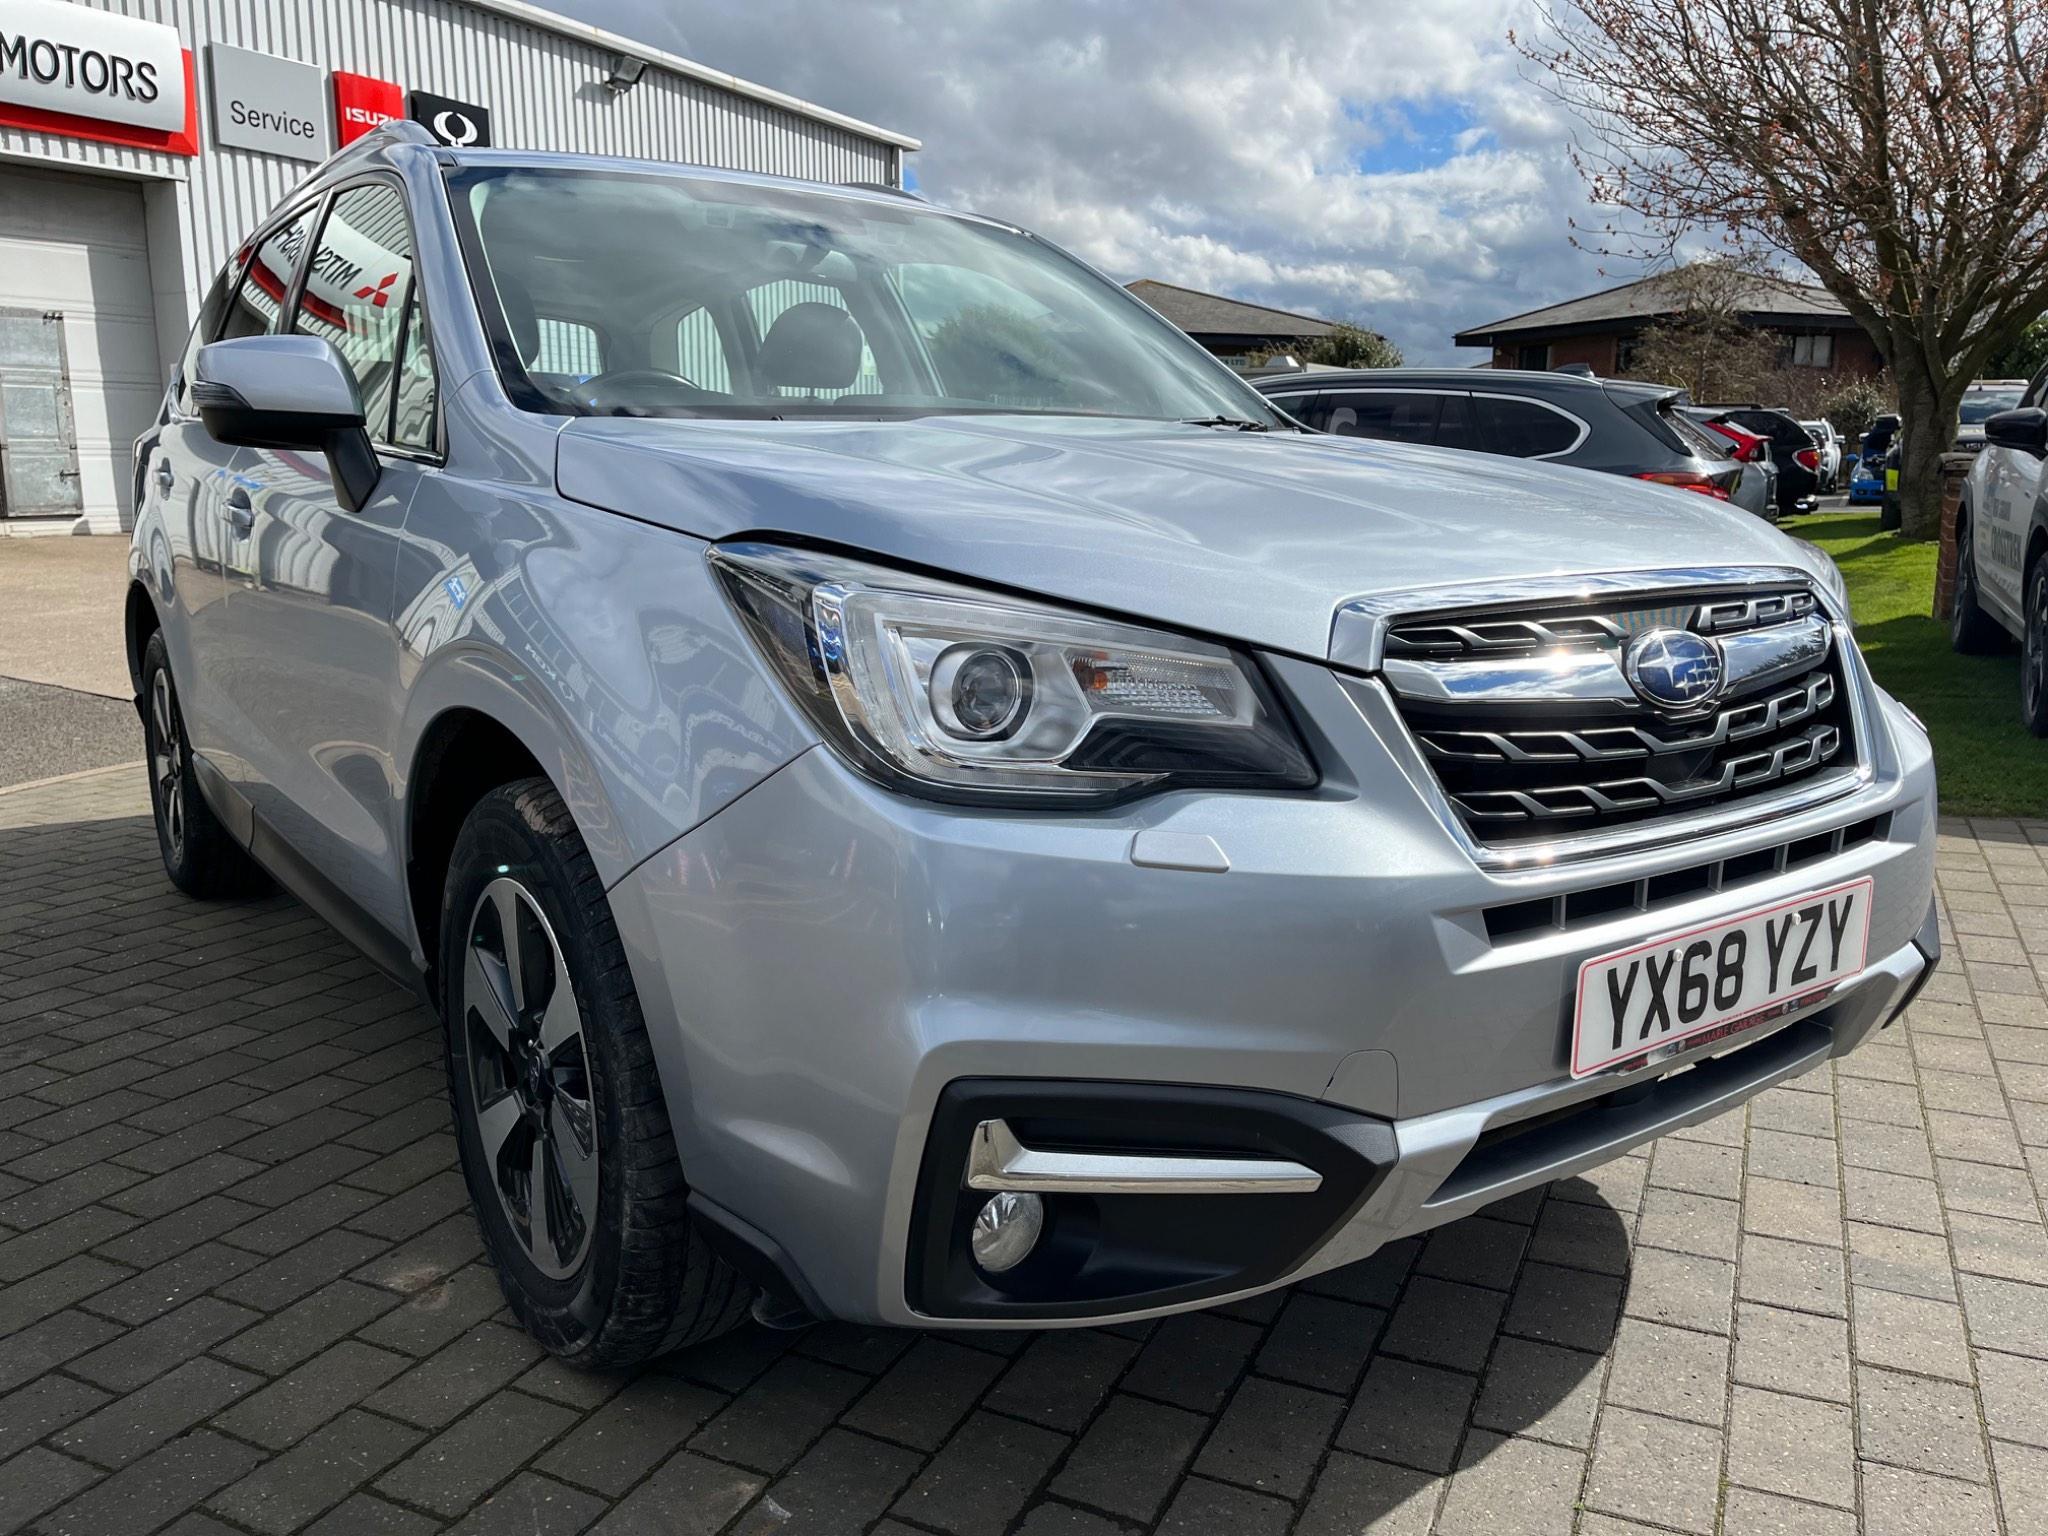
[1636,470,1732,500]
[1795,448,1821,472]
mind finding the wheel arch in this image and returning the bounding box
[124,579,162,702]
[396,648,630,992]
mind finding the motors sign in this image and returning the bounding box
[209,45,330,162]
[409,89,491,148]
[0,0,188,140]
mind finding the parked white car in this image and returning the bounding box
[1953,366,2048,733]
[1799,419,1842,491]
[1956,381,2029,453]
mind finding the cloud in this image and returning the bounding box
[537,0,1616,363]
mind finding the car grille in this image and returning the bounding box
[1381,583,1857,845]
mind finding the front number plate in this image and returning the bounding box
[1571,878,1872,1078]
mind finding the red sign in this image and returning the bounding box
[0,49,197,157]
[332,71,402,144]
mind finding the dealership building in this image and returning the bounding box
[0,0,917,534]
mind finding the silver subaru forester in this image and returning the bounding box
[127,122,1938,1366]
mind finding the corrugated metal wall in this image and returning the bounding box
[0,0,904,342]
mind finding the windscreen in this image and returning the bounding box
[444,165,1282,427]
[1960,388,2023,424]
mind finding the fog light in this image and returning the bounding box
[970,1190,1043,1273]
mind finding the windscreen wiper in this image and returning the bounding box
[1180,416,1271,432]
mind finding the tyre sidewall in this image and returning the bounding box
[2026,563,2048,736]
[141,632,195,886]
[440,793,635,1356]
[1952,524,1976,647]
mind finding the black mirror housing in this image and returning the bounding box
[1984,407,2048,456]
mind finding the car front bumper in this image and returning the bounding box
[607,669,1939,1328]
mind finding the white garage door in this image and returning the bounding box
[0,164,164,534]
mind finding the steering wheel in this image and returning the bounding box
[568,369,727,417]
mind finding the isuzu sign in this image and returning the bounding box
[332,69,402,144]
[409,89,491,148]
[0,0,190,143]
[210,45,330,162]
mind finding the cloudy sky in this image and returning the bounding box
[542,1,1620,365]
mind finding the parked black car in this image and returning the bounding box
[1693,404,1823,514]
[1251,368,1776,518]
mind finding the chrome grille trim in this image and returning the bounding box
[1328,565,1825,673]
[1382,613,1831,706]
[1339,569,1875,864]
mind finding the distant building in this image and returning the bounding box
[1454,271,1884,379]
[1126,279,1342,369]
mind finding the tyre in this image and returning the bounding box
[439,778,752,1366]
[1951,517,2005,655]
[140,631,269,898]
[2024,558,2048,739]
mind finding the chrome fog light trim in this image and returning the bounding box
[964,1118,1322,1195]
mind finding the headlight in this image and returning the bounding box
[711,543,1316,805]
[1799,544,1853,627]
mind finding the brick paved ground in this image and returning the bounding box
[1,763,2045,1536]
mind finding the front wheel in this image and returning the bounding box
[2023,560,2048,738]
[1951,519,2005,655]
[439,778,752,1366]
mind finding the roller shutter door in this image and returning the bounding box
[0,165,163,533]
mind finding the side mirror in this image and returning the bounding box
[192,336,381,512]
[1984,407,2048,456]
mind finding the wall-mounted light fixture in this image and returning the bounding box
[603,54,647,93]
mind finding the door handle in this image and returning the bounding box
[154,461,175,496]
[226,486,254,535]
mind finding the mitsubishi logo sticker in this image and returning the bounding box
[409,88,491,147]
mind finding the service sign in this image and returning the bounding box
[332,69,401,144]
[209,44,329,161]
[409,89,491,148]
[0,0,185,135]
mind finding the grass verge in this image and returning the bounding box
[1784,511,2046,818]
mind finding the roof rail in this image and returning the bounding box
[841,180,925,202]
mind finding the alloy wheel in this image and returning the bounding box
[149,668,186,863]
[462,877,600,1280]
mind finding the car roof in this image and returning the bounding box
[433,144,963,219]
[1249,367,1674,401]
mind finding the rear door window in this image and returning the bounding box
[674,306,732,392]
[1472,395,1582,458]
[1266,392,1325,429]
[1324,391,1446,444]
[220,207,317,341]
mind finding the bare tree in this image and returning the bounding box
[1519,0,2048,535]
[1619,260,1785,398]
